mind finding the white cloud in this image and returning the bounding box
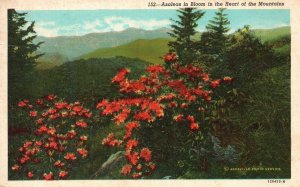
[37,21,56,27]
[104,16,171,32]
[83,19,102,31]
[33,17,171,37]
[35,22,59,37]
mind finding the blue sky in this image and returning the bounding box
[21,9,290,37]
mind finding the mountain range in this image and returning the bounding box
[35,26,290,67]
[35,28,170,62]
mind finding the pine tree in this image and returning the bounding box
[168,8,205,64]
[8,9,43,100]
[198,8,230,76]
[201,8,230,56]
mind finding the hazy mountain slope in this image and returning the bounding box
[35,26,290,66]
[34,28,170,61]
[82,38,171,64]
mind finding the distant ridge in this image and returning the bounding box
[35,28,171,62]
[36,26,290,65]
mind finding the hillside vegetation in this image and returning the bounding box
[10,57,150,105]
[9,24,291,179]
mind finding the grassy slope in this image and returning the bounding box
[82,38,171,64]
[253,26,290,42]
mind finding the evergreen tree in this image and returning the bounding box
[201,8,230,57]
[168,8,205,64]
[8,9,43,99]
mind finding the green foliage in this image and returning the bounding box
[224,26,275,83]
[9,57,149,106]
[168,8,205,64]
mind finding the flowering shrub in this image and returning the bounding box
[97,53,232,178]
[11,95,92,180]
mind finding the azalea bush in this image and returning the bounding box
[10,95,92,180]
[96,53,233,178]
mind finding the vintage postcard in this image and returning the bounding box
[0,0,299,186]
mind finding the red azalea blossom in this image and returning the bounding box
[29,111,37,117]
[76,121,87,128]
[180,103,188,109]
[54,160,65,167]
[59,170,68,178]
[43,172,53,180]
[112,68,130,83]
[202,73,209,82]
[102,133,122,147]
[84,112,92,118]
[49,141,58,150]
[36,99,44,105]
[55,102,67,109]
[77,148,88,157]
[67,130,77,139]
[125,121,140,131]
[35,141,43,146]
[132,172,142,179]
[47,128,56,136]
[114,108,131,125]
[48,108,57,114]
[136,164,142,171]
[11,164,20,171]
[210,79,222,89]
[64,153,76,161]
[168,101,178,107]
[134,111,152,122]
[173,114,183,122]
[61,111,68,117]
[72,105,83,112]
[18,101,27,107]
[45,94,56,101]
[126,151,139,165]
[27,171,34,178]
[190,123,199,131]
[146,64,165,74]
[140,148,151,162]
[36,118,44,125]
[96,99,108,109]
[163,53,177,63]
[126,139,138,150]
[23,141,33,148]
[124,121,139,140]
[80,135,88,141]
[149,163,156,171]
[187,115,195,123]
[223,76,233,83]
[121,164,132,175]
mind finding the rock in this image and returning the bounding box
[90,151,125,179]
